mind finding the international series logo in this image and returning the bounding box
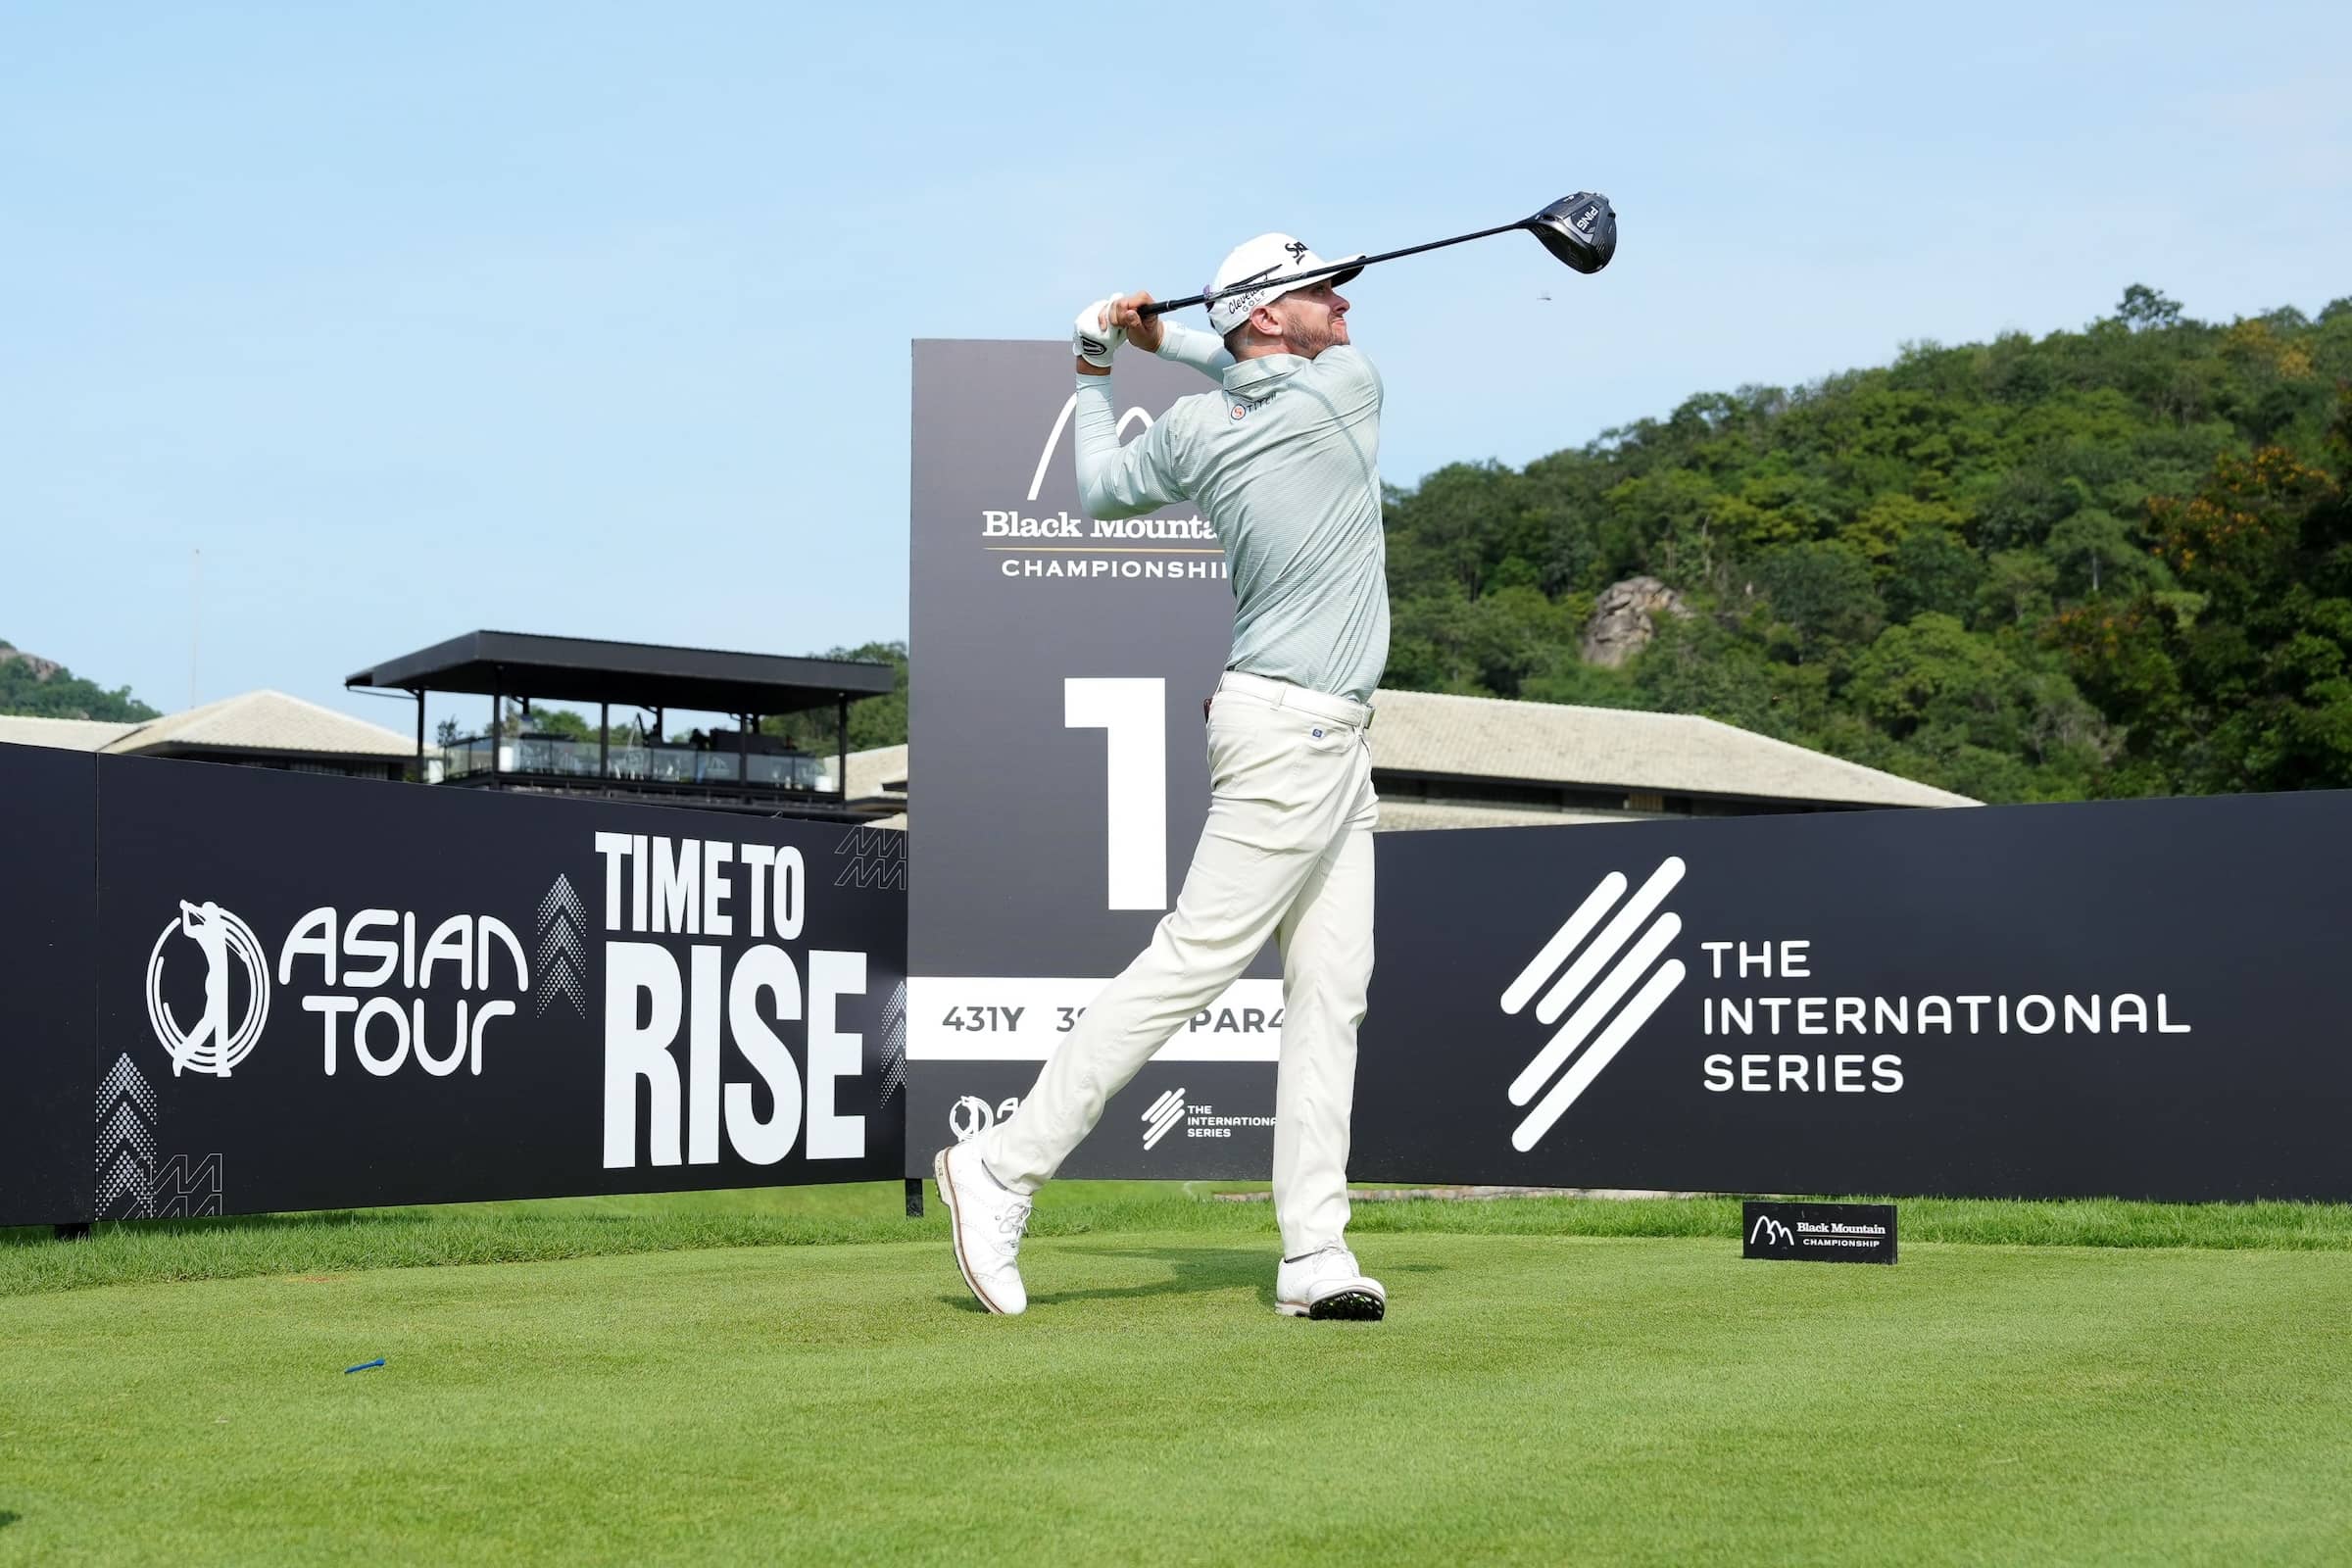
[1141,1088,1187,1150]
[1499,852,2197,1154]
[1499,857,1688,1152]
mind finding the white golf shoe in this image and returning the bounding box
[935,1143,1032,1315]
[1276,1246,1386,1321]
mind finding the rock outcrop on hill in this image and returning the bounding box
[1579,577,1690,668]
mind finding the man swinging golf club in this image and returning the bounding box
[935,232,1392,1320]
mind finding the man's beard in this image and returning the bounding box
[1285,314,1342,359]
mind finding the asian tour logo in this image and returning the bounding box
[1499,857,1688,1152]
[146,900,271,1078]
[144,893,530,1084]
[950,1096,994,1141]
[950,1094,1020,1142]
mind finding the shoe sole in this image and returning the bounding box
[934,1147,1015,1316]
[1278,1289,1387,1322]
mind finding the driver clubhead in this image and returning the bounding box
[1526,192,1616,274]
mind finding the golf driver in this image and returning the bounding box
[1135,192,1617,319]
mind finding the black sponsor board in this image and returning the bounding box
[88,753,904,1216]
[1354,792,2352,1201]
[908,1061,1275,1179]
[906,340,1279,1177]
[0,745,98,1226]
[1743,1201,1896,1264]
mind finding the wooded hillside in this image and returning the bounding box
[0,641,158,723]
[1380,287,2352,801]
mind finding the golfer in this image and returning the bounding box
[937,234,1390,1320]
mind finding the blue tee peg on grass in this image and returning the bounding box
[344,1357,386,1374]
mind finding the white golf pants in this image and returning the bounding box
[975,671,1379,1258]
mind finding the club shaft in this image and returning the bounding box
[1135,220,1528,318]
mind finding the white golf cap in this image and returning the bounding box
[1204,233,1365,335]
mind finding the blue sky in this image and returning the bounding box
[5,2,2346,735]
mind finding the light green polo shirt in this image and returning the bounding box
[1073,325,1390,706]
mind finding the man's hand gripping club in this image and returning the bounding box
[1073,293,1161,375]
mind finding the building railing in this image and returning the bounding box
[440,735,830,794]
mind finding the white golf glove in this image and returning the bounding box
[1073,299,1123,368]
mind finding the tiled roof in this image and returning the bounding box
[0,715,143,752]
[103,690,416,760]
[841,744,907,804]
[1365,688,1973,808]
[1373,800,1648,832]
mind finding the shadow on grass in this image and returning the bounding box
[0,1510,18,1530]
[930,1240,1448,1314]
[928,1244,1274,1314]
[1035,1244,1279,1308]
[0,1209,419,1250]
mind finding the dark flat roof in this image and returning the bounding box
[348,631,897,715]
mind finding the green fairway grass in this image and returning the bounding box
[6,1182,2348,1298]
[3,1188,2349,1564]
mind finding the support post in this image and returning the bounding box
[904,1177,924,1218]
[837,697,851,804]
[600,700,610,779]
[414,689,425,782]
[738,710,750,787]
[489,669,501,782]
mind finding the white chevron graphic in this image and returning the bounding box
[91,1051,225,1219]
[96,1101,157,1167]
[877,980,907,1102]
[539,913,588,972]
[534,874,586,1018]
[97,1150,151,1214]
[94,1053,158,1218]
[96,1054,158,1119]
[538,874,588,930]
[1501,857,1689,1152]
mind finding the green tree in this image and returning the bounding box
[761,641,907,753]
[2116,284,2183,332]
[1882,528,1984,623]
[0,641,160,722]
[1752,540,1884,662]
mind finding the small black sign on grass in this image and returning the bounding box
[1742,1200,1896,1264]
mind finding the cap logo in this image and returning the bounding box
[1284,240,1309,264]
[1231,404,1248,419]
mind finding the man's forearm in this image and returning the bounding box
[1152,320,1233,379]
[1071,371,1119,507]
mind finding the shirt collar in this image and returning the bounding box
[1222,353,1306,400]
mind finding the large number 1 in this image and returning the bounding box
[1064,678,1167,910]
